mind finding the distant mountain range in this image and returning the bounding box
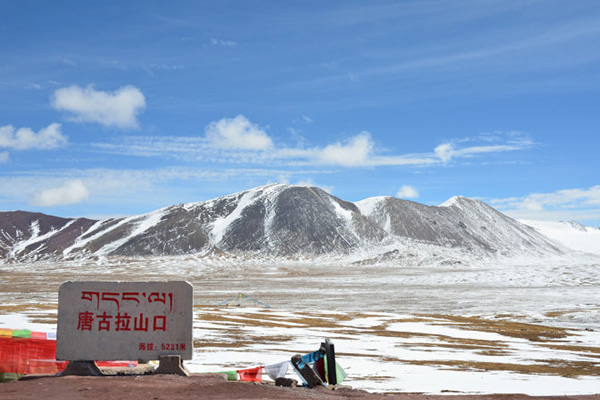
[0,184,565,263]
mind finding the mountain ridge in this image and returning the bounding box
[0,184,564,262]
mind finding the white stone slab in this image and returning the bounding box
[57,281,193,361]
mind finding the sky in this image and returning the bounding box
[1,1,599,225]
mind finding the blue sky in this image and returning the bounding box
[1,1,599,225]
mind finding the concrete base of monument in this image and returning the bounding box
[100,364,156,376]
[58,361,104,376]
[58,361,156,376]
[155,355,190,376]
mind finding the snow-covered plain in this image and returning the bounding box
[187,306,600,395]
[1,247,599,395]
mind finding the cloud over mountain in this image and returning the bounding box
[31,179,90,207]
[205,115,273,150]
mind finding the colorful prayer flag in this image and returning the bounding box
[12,330,31,339]
[30,331,47,340]
[217,370,238,381]
[263,361,289,380]
[237,366,263,382]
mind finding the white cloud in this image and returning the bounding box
[271,176,333,193]
[317,132,373,166]
[434,143,455,162]
[0,123,67,150]
[313,131,531,167]
[396,185,419,199]
[0,151,8,163]
[205,115,273,150]
[434,139,533,163]
[301,115,313,124]
[490,185,600,223]
[91,123,533,169]
[296,178,315,187]
[210,38,237,47]
[31,179,90,207]
[51,85,146,129]
[368,154,439,166]
[521,198,544,211]
[54,56,77,66]
[294,178,333,193]
[143,63,183,76]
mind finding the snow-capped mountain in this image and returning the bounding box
[520,219,600,255]
[0,184,563,262]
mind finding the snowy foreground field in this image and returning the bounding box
[1,251,599,395]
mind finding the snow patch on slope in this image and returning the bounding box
[63,219,111,255]
[330,198,353,223]
[261,184,288,240]
[11,219,76,257]
[355,197,393,234]
[355,196,388,216]
[210,190,257,244]
[95,210,166,256]
[329,197,361,246]
[209,184,290,247]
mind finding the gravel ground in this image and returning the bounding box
[1,374,599,400]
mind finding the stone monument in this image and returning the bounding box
[57,281,193,375]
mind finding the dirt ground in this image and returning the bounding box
[0,374,599,400]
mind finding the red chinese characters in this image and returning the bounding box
[76,311,94,331]
[76,312,168,332]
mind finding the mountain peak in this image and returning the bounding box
[0,185,563,262]
[439,196,471,207]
